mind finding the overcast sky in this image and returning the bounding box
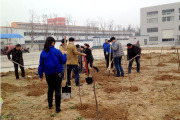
[0,0,180,27]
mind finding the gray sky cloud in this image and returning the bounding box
[1,0,180,27]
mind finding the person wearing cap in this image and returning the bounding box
[7,44,25,80]
[107,40,113,69]
[59,39,67,79]
[110,37,124,77]
[84,43,99,73]
[127,43,141,74]
[66,37,86,86]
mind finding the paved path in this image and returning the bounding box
[0,48,177,72]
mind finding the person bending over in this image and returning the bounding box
[7,44,25,80]
[127,43,141,74]
[84,43,99,73]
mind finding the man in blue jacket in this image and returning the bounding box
[38,37,67,113]
[103,39,108,61]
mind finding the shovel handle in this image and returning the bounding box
[10,60,25,68]
[84,57,89,74]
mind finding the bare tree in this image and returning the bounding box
[41,14,50,40]
[5,23,13,45]
[27,10,40,51]
[90,20,99,36]
[65,14,73,38]
[107,20,114,37]
[99,18,107,37]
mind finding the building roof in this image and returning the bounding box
[0,33,23,39]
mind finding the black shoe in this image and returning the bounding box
[76,83,83,86]
[121,75,124,77]
[49,104,53,109]
[115,75,120,77]
[56,108,61,113]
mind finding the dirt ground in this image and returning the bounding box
[1,51,180,120]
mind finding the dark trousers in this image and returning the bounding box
[114,57,124,76]
[128,57,140,73]
[107,53,113,68]
[67,65,79,85]
[45,73,62,110]
[104,49,107,60]
[87,60,98,73]
[14,63,25,79]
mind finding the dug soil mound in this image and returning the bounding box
[157,63,167,66]
[76,103,128,120]
[104,85,138,93]
[155,74,180,81]
[1,83,22,92]
[25,83,47,96]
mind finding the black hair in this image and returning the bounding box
[84,43,90,48]
[81,46,84,49]
[61,39,67,43]
[16,44,21,47]
[110,37,116,41]
[108,40,111,43]
[76,44,80,48]
[69,37,75,42]
[44,37,55,52]
[127,43,132,46]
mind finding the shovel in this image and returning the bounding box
[62,36,71,99]
[62,82,71,99]
[84,57,93,84]
[126,55,140,64]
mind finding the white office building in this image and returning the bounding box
[140,2,180,45]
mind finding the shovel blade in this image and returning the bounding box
[62,86,71,99]
[86,77,93,84]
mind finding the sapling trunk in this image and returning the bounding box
[149,46,152,65]
[177,49,180,72]
[78,86,82,109]
[158,46,163,78]
[126,56,132,87]
[92,63,99,120]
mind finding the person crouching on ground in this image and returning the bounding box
[59,38,67,80]
[7,44,25,80]
[84,43,99,73]
[106,40,113,69]
[38,37,67,113]
[127,43,141,74]
[110,37,124,77]
[66,37,86,86]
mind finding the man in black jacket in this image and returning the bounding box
[7,44,25,79]
[127,43,141,74]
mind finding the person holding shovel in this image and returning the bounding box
[84,43,99,73]
[59,39,67,80]
[66,37,86,86]
[110,37,124,77]
[127,43,141,74]
[38,37,67,113]
[107,40,113,69]
[7,44,25,80]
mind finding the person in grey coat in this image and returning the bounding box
[110,37,124,77]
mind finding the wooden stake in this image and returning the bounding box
[92,63,99,120]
